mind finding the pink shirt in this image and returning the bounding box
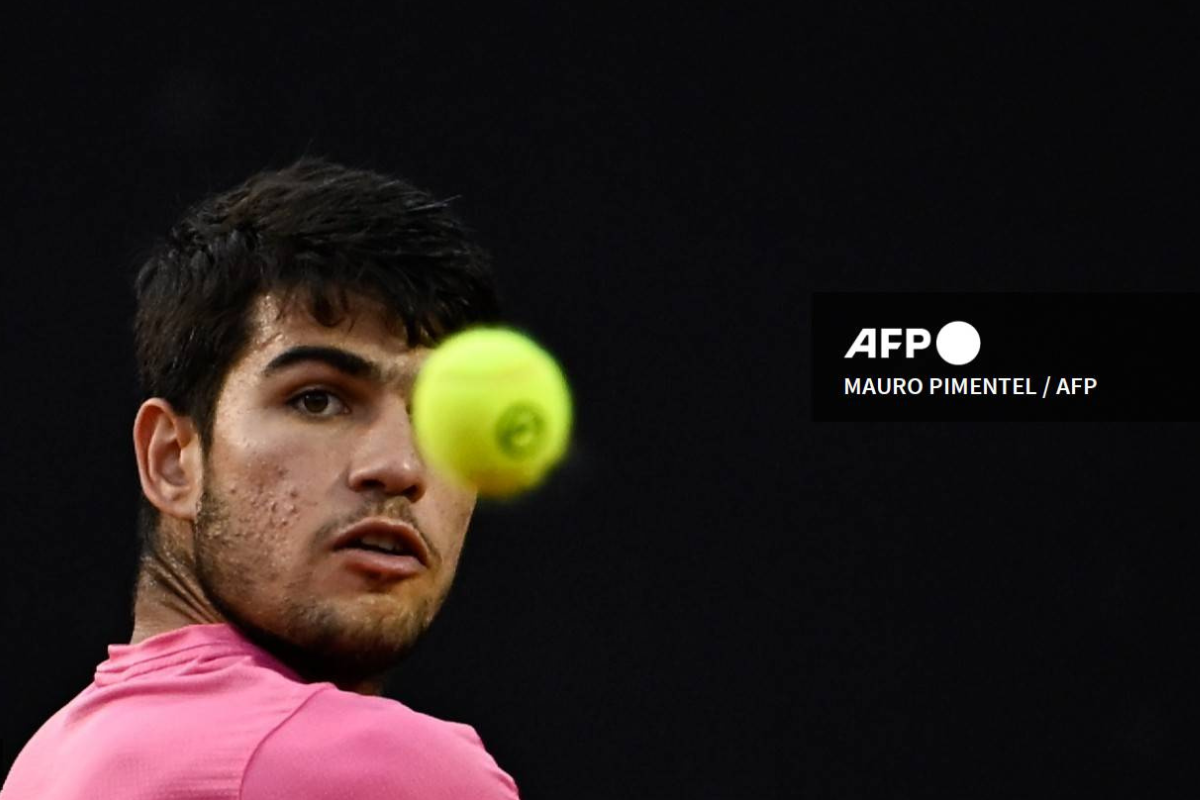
[1,623,521,799]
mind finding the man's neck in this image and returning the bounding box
[129,563,387,697]
[129,556,225,645]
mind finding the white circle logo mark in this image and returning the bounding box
[935,321,981,365]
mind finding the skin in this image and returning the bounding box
[130,291,476,695]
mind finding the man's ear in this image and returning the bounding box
[133,399,205,522]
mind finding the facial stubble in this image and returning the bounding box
[191,479,455,687]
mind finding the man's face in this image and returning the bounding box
[189,292,475,684]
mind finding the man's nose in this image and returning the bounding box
[346,397,427,503]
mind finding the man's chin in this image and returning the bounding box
[224,604,428,687]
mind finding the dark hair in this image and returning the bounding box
[132,156,502,557]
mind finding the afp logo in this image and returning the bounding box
[844,321,981,366]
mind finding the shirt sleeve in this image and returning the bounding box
[240,689,521,800]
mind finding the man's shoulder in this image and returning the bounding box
[241,688,519,799]
[285,687,486,751]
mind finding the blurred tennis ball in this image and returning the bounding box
[412,327,573,497]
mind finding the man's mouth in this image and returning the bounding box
[331,519,429,565]
[330,518,430,580]
[342,532,412,556]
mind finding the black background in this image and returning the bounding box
[2,4,1195,798]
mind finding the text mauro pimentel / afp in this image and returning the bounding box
[842,376,1097,398]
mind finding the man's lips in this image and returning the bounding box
[332,548,425,580]
[330,518,430,567]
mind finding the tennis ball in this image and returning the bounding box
[412,327,573,498]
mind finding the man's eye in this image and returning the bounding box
[287,390,349,417]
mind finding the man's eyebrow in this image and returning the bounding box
[260,345,403,388]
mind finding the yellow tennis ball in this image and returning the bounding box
[412,327,573,497]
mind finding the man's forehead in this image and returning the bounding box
[246,293,424,386]
[248,292,406,345]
